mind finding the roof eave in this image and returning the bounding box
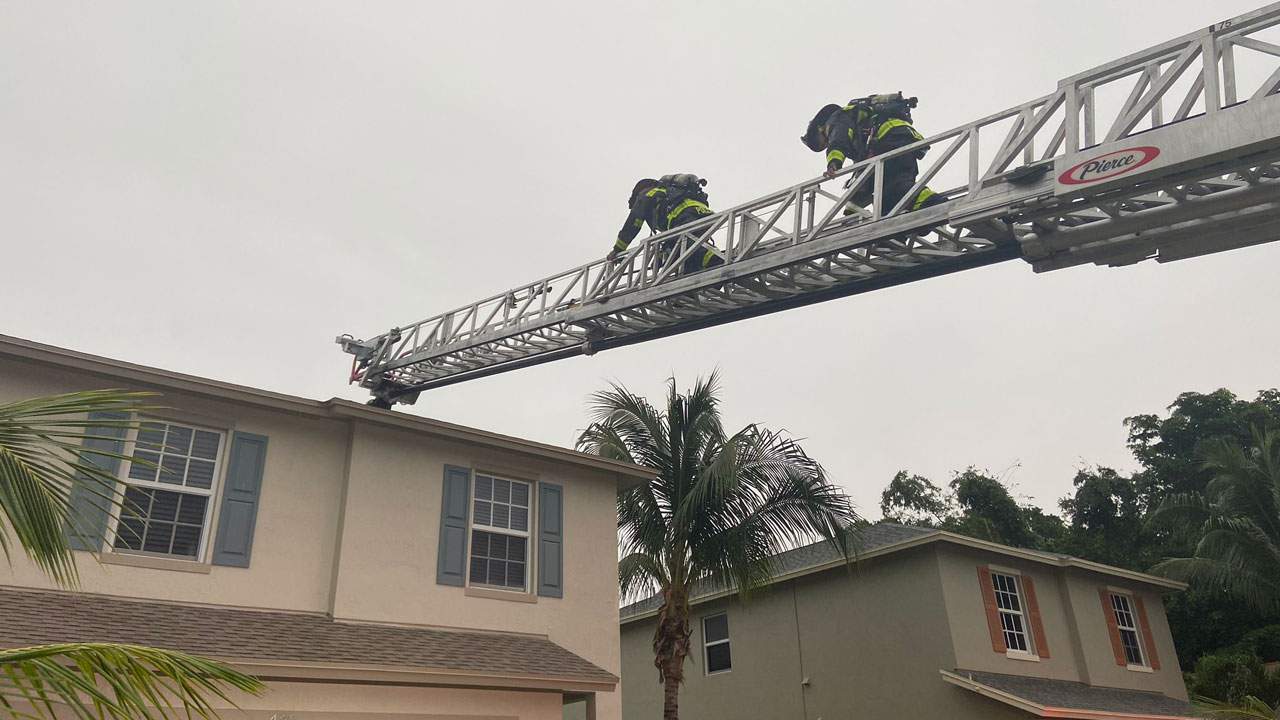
[940,670,1200,720]
[233,658,617,693]
[0,334,652,485]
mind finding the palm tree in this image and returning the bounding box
[576,375,859,720]
[0,390,263,718]
[1151,425,1280,614]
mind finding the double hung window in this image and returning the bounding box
[112,420,224,560]
[1110,593,1146,666]
[703,613,732,674]
[468,474,530,591]
[991,571,1033,654]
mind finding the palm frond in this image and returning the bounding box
[1195,694,1279,719]
[0,643,263,720]
[0,390,159,587]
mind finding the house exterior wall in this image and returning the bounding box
[0,350,627,720]
[621,542,1189,719]
[937,544,1188,699]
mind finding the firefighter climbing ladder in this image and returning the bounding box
[339,4,1280,407]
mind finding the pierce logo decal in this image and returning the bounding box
[1059,146,1161,185]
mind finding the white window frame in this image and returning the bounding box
[702,613,732,676]
[104,417,227,562]
[990,569,1037,658]
[1109,591,1148,669]
[466,473,533,593]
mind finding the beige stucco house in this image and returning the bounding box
[620,524,1198,720]
[0,334,652,720]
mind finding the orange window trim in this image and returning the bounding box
[978,566,1005,652]
[1022,575,1051,658]
[1133,595,1162,670]
[1099,589,1127,666]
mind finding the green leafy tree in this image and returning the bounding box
[1058,466,1151,569]
[879,471,948,526]
[576,375,858,720]
[1152,427,1280,615]
[877,467,1064,551]
[1188,651,1280,709]
[1127,389,1280,506]
[0,390,263,718]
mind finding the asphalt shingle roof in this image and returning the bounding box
[951,669,1199,718]
[0,586,616,685]
[620,522,935,620]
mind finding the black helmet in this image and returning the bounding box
[801,103,842,152]
[628,178,659,208]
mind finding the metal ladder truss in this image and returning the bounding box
[339,4,1280,405]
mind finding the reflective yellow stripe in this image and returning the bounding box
[701,249,719,267]
[646,187,667,198]
[912,187,937,210]
[876,118,921,141]
[614,238,629,251]
[665,198,709,225]
[826,149,846,165]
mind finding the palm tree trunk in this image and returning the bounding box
[653,586,691,720]
[663,670,681,720]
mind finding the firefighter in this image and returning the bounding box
[800,93,946,214]
[607,174,723,274]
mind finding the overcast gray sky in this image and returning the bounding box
[4,0,1277,518]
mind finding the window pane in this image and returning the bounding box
[122,487,153,516]
[128,451,160,482]
[471,530,490,557]
[150,490,180,521]
[492,503,510,529]
[469,556,488,585]
[706,643,732,673]
[137,423,166,451]
[171,525,200,558]
[510,507,529,533]
[177,494,208,525]
[490,533,508,558]
[159,455,187,485]
[187,460,215,489]
[191,431,221,460]
[114,517,145,550]
[489,559,507,587]
[511,482,529,508]
[493,479,510,504]
[143,522,175,554]
[507,562,526,589]
[164,426,193,455]
[704,614,729,643]
[508,536,526,561]
[474,476,492,500]
[473,500,492,526]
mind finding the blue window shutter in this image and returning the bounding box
[436,465,471,586]
[211,432,268,567]
[538,482,563,598]
[66,411,129,551]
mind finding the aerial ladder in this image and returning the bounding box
[339,4,1280,408]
